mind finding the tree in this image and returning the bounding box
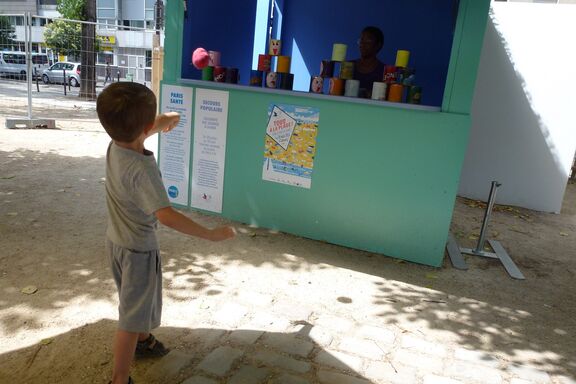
[56,0,84,20]
[56,0,97,100]
[44,20,82,57]
[0,16,16,48]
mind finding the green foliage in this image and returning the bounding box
[44,20,82,56]
[0,16,16,47]
[56,0,85,20]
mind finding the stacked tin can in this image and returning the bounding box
[309,43,360,98]
[379,50,422,104]
[199,50,240,84]
[250,39,294,90]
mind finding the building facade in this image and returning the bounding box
[0,0,164,83]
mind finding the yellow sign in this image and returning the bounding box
[97,35,116,45]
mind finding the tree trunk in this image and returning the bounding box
[79,0,96,99]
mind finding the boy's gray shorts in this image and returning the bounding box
[106,239,162,333]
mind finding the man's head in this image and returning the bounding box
[358,26,384,59]
[97,82,156,143]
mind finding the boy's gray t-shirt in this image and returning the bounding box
[105,142,170,251]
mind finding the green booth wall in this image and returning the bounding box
[160,0,490,267]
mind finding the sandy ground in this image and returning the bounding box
[0,89,575,384]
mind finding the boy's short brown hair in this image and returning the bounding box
[97,82,157,142]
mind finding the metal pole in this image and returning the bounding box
[474,181,501,253]
[25,13,33,120]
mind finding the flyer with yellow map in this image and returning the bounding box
[263,103,319,188]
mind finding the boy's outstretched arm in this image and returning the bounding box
[155,206,235,241]
[146,112,181,138]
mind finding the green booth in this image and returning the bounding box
[158,0,491,267]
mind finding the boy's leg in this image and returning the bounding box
[111,330,139,384]
[138,333,150,342]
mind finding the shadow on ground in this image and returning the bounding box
[0,319,376,384]
[1,148,575,380]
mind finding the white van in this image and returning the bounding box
[0,51,50,79]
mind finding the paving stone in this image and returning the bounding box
[393,348,444,374]
[454,347,500,368]
[315,349,363,372]
[445,360,503,384]
[338,337,387,360]
[271,299,314,321]
[237,290,274,306]
[261,332,315,357]
[246,312,292,332]
[353,324,396,346]
[314,314,354,333]
[508,364,551,383]
[365,360,418,384]
[303,325,334,347]
[213,303,249,327]
[270,373,311,384]
[181,376,219,384]
[196,346,244,376]
[317,369,372,384]
[146,351,195,382]
[423,374,464,384]
[227,329,265,345]
[401,335,448,357]
[229,365,272,384]
[182,328,226,349]
[251,350,311,374]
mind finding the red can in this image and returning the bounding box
[258,54,271,72]
[213,66,227,82]
[383,65,397,83]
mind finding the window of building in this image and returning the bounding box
[146,50,152,67]
[97,9,116,18]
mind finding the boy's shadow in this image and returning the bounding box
[0,319,378,384]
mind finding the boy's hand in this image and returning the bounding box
[208,226,236,241]
[154,112,180,134]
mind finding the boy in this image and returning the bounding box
[97,82,235,384]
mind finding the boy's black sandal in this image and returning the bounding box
[135,334,170,358]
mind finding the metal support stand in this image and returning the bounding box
[447,181,525,280]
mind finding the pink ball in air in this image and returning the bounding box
[192,47,209,69]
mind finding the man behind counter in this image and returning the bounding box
[353,26,385,98]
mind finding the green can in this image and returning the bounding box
[202,66,214,81]
[407,86,422,104]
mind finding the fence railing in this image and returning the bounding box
[0,13,164,128]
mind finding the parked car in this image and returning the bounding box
[0,51,48,79]
[42,62,81,87]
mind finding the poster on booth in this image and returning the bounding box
[159,85,193,206]
[191,88,229,213]
[262,104,320,189]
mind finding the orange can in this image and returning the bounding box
[329,78,345,96]
[277,56,291,73]
[387,83,404,102]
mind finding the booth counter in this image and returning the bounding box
[159,0,490,267]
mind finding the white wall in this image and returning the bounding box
[459,2,576,213]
